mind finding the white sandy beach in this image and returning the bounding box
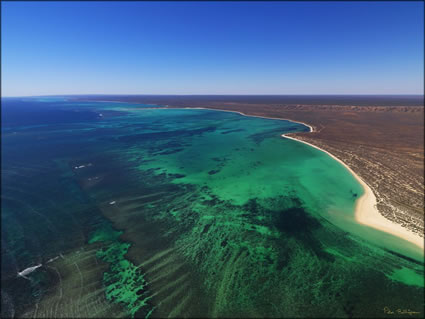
[282,133,424,251]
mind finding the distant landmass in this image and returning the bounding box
[67,94,425,107]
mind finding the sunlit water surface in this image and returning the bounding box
[1,98,423,318]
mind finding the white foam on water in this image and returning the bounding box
[46,256,59,263]
[17,264,42,279]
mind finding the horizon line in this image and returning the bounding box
[2,93,424,98]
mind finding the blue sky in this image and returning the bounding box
[1,1,424,96]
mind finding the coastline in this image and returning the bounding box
[113,103,423,251]
[171,106,424,251]
[282,134,424,251]
[115,104,315,132]
[179,106,316,132]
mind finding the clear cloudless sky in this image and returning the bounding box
[1,1,424,96]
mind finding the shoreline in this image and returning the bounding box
[109,103,423,251]
[179,106,316,132]
[171,106,423,251]
[281,138,424,250]
[282,134,424,251]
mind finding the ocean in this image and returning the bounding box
[1,97,423,318]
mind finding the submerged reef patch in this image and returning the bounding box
[89,223,153,318]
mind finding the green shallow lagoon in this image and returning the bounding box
[1,98,423,318]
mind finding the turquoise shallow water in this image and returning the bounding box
[1,98,423,318]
